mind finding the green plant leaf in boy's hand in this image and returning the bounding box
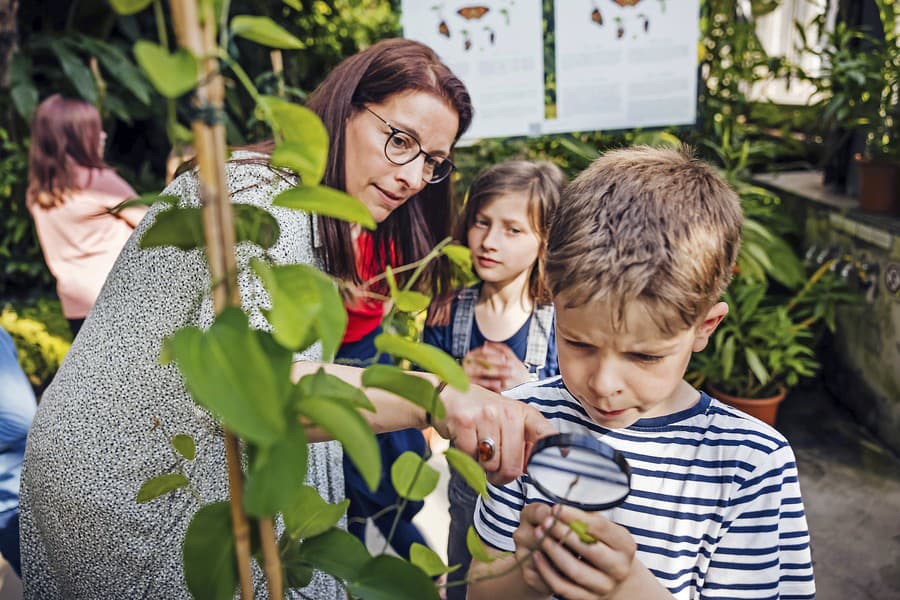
[445,447,487,498]
[466,526,499,563]
[136,473,189,503]
[410,543,460,577]
[568,519,598,544]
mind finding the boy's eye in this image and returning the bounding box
[564,339,591,350]
[629,352,663,363]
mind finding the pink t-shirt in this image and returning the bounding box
[28,167,138,319]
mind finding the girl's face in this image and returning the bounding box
[343,91,459,224]
[467,191,541,288]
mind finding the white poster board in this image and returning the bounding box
[548,0,699,134]
[401,1,699,139]
[400,1,545,140]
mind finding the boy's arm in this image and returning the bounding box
[704,443,815,598]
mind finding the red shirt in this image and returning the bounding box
[342,232,389,344]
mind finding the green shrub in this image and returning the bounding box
[1,300,71,390]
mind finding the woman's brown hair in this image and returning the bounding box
[27,94,107,208]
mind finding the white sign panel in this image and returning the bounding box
[401,1,545,140]
[549,0,699,133]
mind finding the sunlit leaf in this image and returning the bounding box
[410,543,460,577]
[361,364,446,420]
[183,502,236,600]
[271,140,327,187]
[349,555,440,600]
[163,308,287,445]
[394,290,431,313]
[297,528,370,582]
[109,194,177,215]
[110,0,153,15]
[171,434,196,460]
[231,16,304,49]
[294,391,380,491]
[391,451,440,501]
[273,185,375,230]
[133,42,198,98]
[299,367,374,411]
[243,425,308,517]
[445,447,487,498]
[283,485,350,540]
[466,526,497,563]
[136,473,189,503]
[251,260,347,359]
[259,96,328,184]
[375,334,468,391]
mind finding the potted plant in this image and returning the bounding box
[688,260,854,426]
[801,1,900,213]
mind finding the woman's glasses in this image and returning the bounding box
[364,107,455,184]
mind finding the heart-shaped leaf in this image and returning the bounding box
[171,434,196,460]
[283,485,350,540]
[445,447,487,499]
[410,543,460,577]
[133,41,198,98]
[391,451,440,501]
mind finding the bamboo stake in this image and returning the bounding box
[167,1,265,598]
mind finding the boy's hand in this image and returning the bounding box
[462,343,531,392]
[519,504,638,600]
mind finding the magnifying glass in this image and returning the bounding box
[525,433,631,511]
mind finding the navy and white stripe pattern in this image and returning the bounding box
[474,377,815,599]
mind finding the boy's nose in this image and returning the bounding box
[588,360,624,401]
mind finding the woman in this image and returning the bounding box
[20,39,555,599]
[26,95,147,336]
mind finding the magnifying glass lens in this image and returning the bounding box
[526,434,631,511]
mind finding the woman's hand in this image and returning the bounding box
[433,384,557,486]
[518,504,640,600]
[462,342,531,392]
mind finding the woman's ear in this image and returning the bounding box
[692,301,728,352]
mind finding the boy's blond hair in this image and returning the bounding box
[546,146,743,336]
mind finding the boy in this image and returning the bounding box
[467,147,815,599]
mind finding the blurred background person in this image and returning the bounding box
[26,95,147,337]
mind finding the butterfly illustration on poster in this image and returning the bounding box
[590,0,668,40]
[429,2,514,52]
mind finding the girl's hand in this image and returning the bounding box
[528,505,638,600]
[462,343,530,392]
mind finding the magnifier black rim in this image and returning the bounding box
[527,433,631,511]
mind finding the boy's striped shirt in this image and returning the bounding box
[474,377,816,599]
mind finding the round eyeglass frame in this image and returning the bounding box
[364,106,455,184]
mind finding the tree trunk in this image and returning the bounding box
[0,0,18,88]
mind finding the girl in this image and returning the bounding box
[27,95,147,336]
[422,160,566,600]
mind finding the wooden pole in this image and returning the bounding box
[167,1,283,598]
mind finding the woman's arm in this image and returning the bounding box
[290,361,558,486]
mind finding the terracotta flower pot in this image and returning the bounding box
[856,155,900,216]
[708,385,788,427]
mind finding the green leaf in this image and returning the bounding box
[466,526,497,563]
[183,502,236,600]
[294,392,380,491]
[410,543,460,577]
[281,538,315,588]
[443,245,478,286]
[231,16,304,49]
[445,447,487,499]
[233,203,281,249]
[78,35,153,105]
[243,425,308,517]
[745,347,770,387]
[49,40,97,104]
[721,335,735,381]
[11,84,38,122]
[273,185,375,230]
[271,141,327,187]
[375,334,468,391]
[136,473,189,503]
[171,434,196,460]
[283,485,350,540]
[109,193,178,215]
[163,308,287,445]
[297,528,370,582]
[139,207,204,250]
[133,41,198,98]
[568,520,598,544]
[110,0,153,14]
[391,451,440,501]
[299,367,374,412]
[395,290,432,313]
[361,364,446,420]
[251,260,347,359]
[349,555,440,600]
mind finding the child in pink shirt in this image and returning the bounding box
[27,95,147,335]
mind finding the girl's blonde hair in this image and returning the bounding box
[458,160,566,305]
